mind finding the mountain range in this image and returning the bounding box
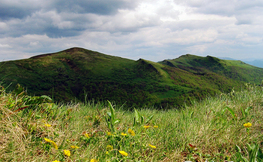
[243,59,263,68]
[1,47,263,108]
[219,57,263,68]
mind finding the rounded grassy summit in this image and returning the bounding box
[0,47,263,108]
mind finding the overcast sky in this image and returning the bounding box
[0,0,263,62]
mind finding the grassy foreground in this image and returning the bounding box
[0,83,263,162]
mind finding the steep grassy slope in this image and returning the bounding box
[0,48,262,108]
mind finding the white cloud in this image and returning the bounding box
[186,44,208,54]
[1,0,263,61]
[0,43,11,48]
[0,22,8,30]
[236,33,262,44]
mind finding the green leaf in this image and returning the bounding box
[245,106,253,116]
[108,101,115,121]
[189,111,194,118]
[107,112,112,118]
[241,108,246,118]
[145,115,154,124]
[40,95,52,102]
[246,143,259,162]
[114,119,120,124]
[134,108,140,126]
[225,106,236,120]
[140,116,144,124]
[236,145,242,153]
[257,147,263,160]
[235,145,249,162]
[247,143,253,152]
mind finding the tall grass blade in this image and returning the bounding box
[225,106,236,120]
[134,108,140,126]
[145,115,153,124]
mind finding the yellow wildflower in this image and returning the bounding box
[107,132,112,136]
[149,144,156,149]
[153,125,158,128]
[44,123,51,127]
[64,150,71,157]
[121,132,127,136]
[106,145,113,150]
[143,125,151,129]
[128,128,135,136]
[44,138,53,143]
[44,138,58,150]
[119,150,128,156]
[106,151,109,154]
[84,133,90,138]
[90,159,98,162]
[52,160,60,162]
[71,145,79,149]
[52,142,58,150]
[243,122,252,128]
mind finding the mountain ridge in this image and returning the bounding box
[0,47,262,108]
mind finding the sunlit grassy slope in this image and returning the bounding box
[160,54,263,84]
[0,48,263,108]
[1,83,262,161]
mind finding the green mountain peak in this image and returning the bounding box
[1,48,263,108]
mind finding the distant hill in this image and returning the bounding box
[0,48,263,108]
[220,57,263,68]
[218,57,236,60]
[160,54,263,84]
[243,60,263,68]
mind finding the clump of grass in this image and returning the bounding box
[0,83,262,161]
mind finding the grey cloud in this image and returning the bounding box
[0,11,93,38]
[174,0,263,17]
[0,0,142,38]
[235,0,263,10]
[2,9,159,38]
[52,0,139,15]
[173,0,263,27]
[192,0,235,16]
[0,0,45,20]
[1,0,263,62]
[0,0,139,20]
[164,19,233,32]
[97,15,161,34]
[235,15,253,25]
[0,6,36,20]
[181,0,234,16]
